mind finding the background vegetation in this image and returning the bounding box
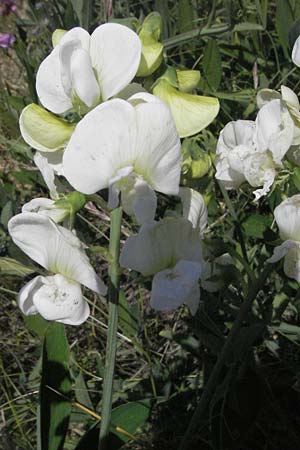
[1,0,300,449]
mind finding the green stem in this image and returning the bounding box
[178,263,273,450]
[98,207,122,449]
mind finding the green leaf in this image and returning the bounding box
[242,214,272,239]
[111,400,151,442]
[178,0,195,33]
[233,22,265,32]
[0,200,14,228]
[0,256,36,277]
[275,0,294,57]
[74,371,94,410]
[202,39,222,92]
[118,290,139,338]
[40,322,72,450]
[24,314,49,337]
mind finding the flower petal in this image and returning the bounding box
[120,218,202,276]
[292,35,300,67]
[20,104,75,153]
[255,99,294,163]
[63,99,136,194]
[283,246,300,282]
[256,88,281,109]
[31,274,90,325]
[8,213,107,295]
[70,48,100,107]
[90,23,141,101]
[267,240,299,263]
[34,151,63,199]
[274,194,300,241]
[150,260,202,313]
[18,276,43,316]
[179,187,207,235]
[22,197,68,223]
[36,45,72,114]
[153,79,219,138]
[133,97,181,195]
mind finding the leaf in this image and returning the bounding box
[233,22,265,32]
[40,322,72,450]
[178,0,195,33]
[74,400,151,450]
[0,200,14,228]
[0,256,36,277]
[118,290,139,338]
[74,372,94,410]
[24,314,49,337]
[202,39,222,92]
[242,214,272,239]
[275,0,294,57]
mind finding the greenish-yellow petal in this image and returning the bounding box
[20,104,75,152]
[137,12,163,77]
[176,70,201,93]
[52,29,67,47]
[153,79,220,138]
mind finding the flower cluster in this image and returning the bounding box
[9,18,217,325]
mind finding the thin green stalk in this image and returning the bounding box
[178,263,273,450]
[99,206,122,449]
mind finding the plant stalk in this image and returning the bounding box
[178,263,273,450]
[98,206,122,449]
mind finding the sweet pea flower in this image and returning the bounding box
[36,23,142,114]
[8,213,106,325]
[215,119,277,199]
[268,195,300,281]
[63,94,181,225]
[0,32,15,48]
[120,218,203,314]
[292,35,300,67]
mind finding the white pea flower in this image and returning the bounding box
[36,24,141,114]
[63,94,181,225]
[120,218,203,314]
[215,120,256,189]
[8,213,106,325]
[268,195,300,282]
[255,99,294,164]
[22,198,68,223]
[179,187,208,236]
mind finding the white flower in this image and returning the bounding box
[268,195,300,282]
[119,218,203,314]
[215,120,256,189]
[36,24,142,114]
[8,213,106,325]
[22,198,68,223]
[63,95,181,224]
[255,99,294,164]
[179,187,208,236]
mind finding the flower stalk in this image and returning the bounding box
[99,206,122,449]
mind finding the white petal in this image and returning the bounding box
[133,98,181,195]
[274,194,300,241]
[216,120,256,155]
[59,39,81,98]
[179,187,207,235]
[31,274,89,325]
[8,213,107,295]
[120,218,202,276]
[267,240,299,263]
[281,85,300,112]
[284,246,300,282]
[90,23,141,101]
[18,276,43,316]
[63,99,136,194]
[150,260,201,312]
[59,27,90,52]
[36,45,72,114]
[292,35,300,67]
[256,89,281,109]
[70,47,100,107]
[215,154,245,189]
[34,151,63,199]
[22,198,68,223]
[255,99,294,163]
